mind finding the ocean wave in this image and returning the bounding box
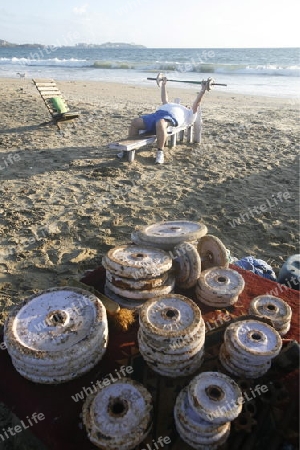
[93,61,134,69]
[0,57,91,67]
[0,57,299,77]
[159,62,300,77]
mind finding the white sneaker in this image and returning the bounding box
[117,151,124,159]
[155,150,164,164]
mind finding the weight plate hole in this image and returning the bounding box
[205,385,225,401]
[132,253,146,259]
[251,332,262,341]
[46,310,67,327]
[108,398,128,417]
[217,276,227,283]
[162,308,179,320]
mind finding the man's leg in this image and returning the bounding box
[128,118,146,137]
[156,119,168,149]
[155,119,168,164]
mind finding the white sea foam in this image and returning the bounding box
[0,57,299,77]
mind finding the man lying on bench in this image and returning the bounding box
[128,76,208,164]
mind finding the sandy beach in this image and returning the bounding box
[0,77,299,325]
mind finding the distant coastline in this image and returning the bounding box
[0,39,146,49]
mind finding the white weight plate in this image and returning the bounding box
[198,289,237,302]
[4,287,106,354]
[136,220,208,246]
[219,348,269,379]
[139,294,202,338]
[174,389,231,447]
[82,378,153,450]
[103,245,172,279]
[145,350,204,378]
[196,290,239,308]
[174,411,230,446]
[175,414,230,450]
[249,295,292,325]
[175,387,227,435]
[226,320,282,360]
[222,336,272,368]
[104,285,145,310]
[105,274,175,299]
[138,318,205,355]
[173,251,190,284]
[198,267,245,297]
[9,324,108,372]
[13,343,108,384]
[277,322,291,336]
[174,242,202,289]
[106,270,168,290]
[188,371,243,424]
[200,290,240,302]
[197,235,229,271]
[6,321,108,369]
[220,343,270,372]
[138,334,204,365]
[4,287,108,383]
[131,230,176,251]
[219,350,244,377]
[195,284,238,307]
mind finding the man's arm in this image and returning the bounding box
[192,81,207,113]
[161,77,168,104]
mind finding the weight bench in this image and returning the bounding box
[109,102,202,163]
[32,79,79,128]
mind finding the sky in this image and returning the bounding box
[0,0,299,48]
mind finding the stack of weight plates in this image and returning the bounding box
[220,319,282,379]
[138,294,205,377]
[173,242,202,289]
[82,378,153,450]
[195,267,245,307]
[174,372,242,450]
[249,295,292,336]
[103,245,174,309]
[4,287,108,384]
[131,220,208,251]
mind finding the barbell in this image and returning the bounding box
[147,73,227,90]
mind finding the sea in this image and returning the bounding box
[0,47,299,98]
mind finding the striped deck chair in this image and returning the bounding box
[32,79,79,127]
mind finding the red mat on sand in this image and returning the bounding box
[0,265,299,450]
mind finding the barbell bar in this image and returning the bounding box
[147,73,227,90]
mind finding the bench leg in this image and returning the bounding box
[170,134,177,147]
[179,130,184,142]
[127,150,135,162]
[187,125,194,143]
